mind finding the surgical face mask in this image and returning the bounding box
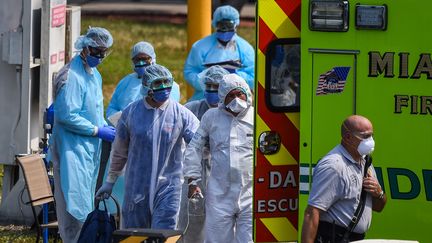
[134,66,146,77]
[216,31,235,42]
[226,97,248,113]
[86,54,102,67]
[357,136,375,156]
[134,61,151,77]
[204,91,219,106]
[152,88,172,103]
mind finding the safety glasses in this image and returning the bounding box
[88,46,110,59]
[134,60,151,68]
[216,19,236,32]
[133,55,152,66]
[150,78,173,90]
[205,83,219,92]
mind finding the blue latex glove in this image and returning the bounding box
[97,126,116,142]
[95,182,114,200]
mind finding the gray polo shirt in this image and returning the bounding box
[308,144,377,234]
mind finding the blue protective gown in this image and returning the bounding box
[183,33,255,101]
[106,73,181,119]
[107,98,199,229]
[104,73,181,214]
[48,55,106,223]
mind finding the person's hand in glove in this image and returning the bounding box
[188,179,202,199]
[97,125,116,142]
[95,182,114,200]
[188,185,202,199]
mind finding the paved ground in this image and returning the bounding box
[75,2,255,24]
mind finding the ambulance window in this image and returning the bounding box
[266,39,300,112]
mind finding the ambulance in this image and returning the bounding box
[253,0,431,242]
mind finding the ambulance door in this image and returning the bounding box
[299,50,358,235]
[299,49,358,207]
[309,49,359,164]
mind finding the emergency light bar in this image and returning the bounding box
[355,4,387,30]
[309,0,349,32]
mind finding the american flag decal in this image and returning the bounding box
[316,67,351,95]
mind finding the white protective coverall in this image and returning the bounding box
[183,74,254,243]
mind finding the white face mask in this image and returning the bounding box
[226,97,248,113]
[357,136,375,156]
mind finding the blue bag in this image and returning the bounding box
[77,199,117,243]
[44,103,54,134]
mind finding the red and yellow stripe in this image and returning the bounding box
[254,0,301,242]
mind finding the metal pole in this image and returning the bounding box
[186,0,212,100]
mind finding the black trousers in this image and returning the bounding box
[96,140,112,191]
[315,221,365,243]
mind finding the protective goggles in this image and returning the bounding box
[216,19,236,32]
[149,78,173,90]
[205,82,219,92]
[134,60,151,67]
[133,55,152,66]
[87,46,110,58]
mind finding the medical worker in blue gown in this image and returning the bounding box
[48,27,116,242]
[178,65,229,243]
[183,5,255,101]
[106,41,180,120]
[96,64,200,229]
[184,65,229,120]
[103,41,181,213]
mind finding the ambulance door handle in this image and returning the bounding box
[258,131,281,155]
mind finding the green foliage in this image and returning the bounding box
[0,225,47,243]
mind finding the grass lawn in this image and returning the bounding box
[0,225,41,243]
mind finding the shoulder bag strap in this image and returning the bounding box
[342,155,372,241]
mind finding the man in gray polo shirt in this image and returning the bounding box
[301,115,387,243]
